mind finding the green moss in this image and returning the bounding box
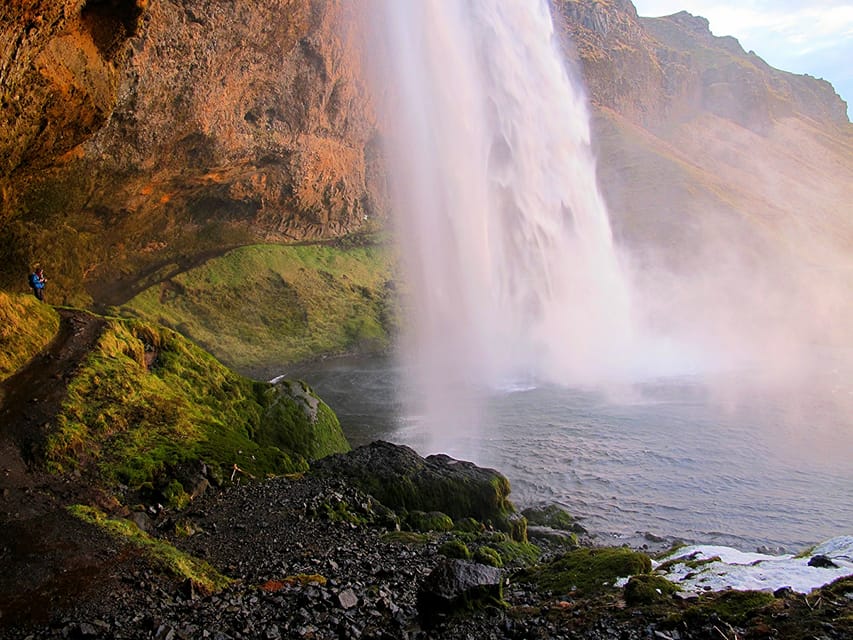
[282,573,327,586]
[454,517,485,534]
[524,547,652,597]
[256,380,349,460]
[439,538,472,560]
[120,242,398,370]
[0,291,60,381]
[482,532,541,568]
[162,480,191,510]
[623,574,680,606]
[318,499,366,525]
[474,546,504,568]
[381,531,432,545]
[44,316,347,491]
[408,510,454,532]
[684,590,776,626]
[521,504,583,532]
[68,504,231,593]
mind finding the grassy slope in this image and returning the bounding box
[0,292,60,381]
[44,316,349,494]
[119,242,397,373]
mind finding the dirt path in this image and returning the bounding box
[0,309,134,627]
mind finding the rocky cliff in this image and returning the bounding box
[1,0,850,327]
[553,0,853,358]
[554,0,848,131]
[1,0,383,304]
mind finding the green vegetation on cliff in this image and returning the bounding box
[120,242,397,372]
[45,316,349,491]
[68,504,232,594]
[0,292,60,381]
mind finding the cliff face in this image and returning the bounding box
[554,1,848,131]
[555,0,853,357]
[1,0,382,304]
[1,0,850,313]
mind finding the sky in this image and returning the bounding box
[631,1,853,120]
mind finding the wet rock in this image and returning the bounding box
[522,504,586,533]
[313,441,521,538]
[527,525,579,547]
[128,511,154,533]
[808,555,838,568]
[417,559,502,618]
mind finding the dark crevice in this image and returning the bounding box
[81,0,145,59]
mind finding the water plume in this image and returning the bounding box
[369,0,634,454]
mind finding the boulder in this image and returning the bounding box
[312,441,523,539]
[417,559,502,618]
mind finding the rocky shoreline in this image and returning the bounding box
[2,441,851,640]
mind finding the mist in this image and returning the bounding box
[362,0,853,461]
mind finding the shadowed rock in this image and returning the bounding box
[312,441,525,540]
[417,558,502,619]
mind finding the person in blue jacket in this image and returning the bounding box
[28,266,46,301]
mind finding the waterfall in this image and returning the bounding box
[372,0,634,453]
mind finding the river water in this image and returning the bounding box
[286,355,853,553]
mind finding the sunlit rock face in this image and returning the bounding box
[0,0,383,303]
[553,1,849,131]
[1,0,849,322]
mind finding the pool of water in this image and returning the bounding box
[284,355,853,552]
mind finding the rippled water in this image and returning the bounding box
[286,356,853,552]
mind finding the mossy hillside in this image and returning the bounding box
[68,504,232,594]
[0,291,60,381]
[45,316,348,492]
[121,242,397,371]
[523,547,653,597]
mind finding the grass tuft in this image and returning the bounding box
[68,504,232,593]
[0,291,60,381]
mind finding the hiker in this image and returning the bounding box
[28,266,46,301]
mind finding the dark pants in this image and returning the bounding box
[32,287,44,301]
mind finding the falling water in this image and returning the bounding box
[373,0,634,454]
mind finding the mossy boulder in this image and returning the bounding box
[522,504,586,533]
[257,379,350,461]
[474,546,503,568]
[454,517,485,534]
[624,574,680,605]
[312,441,524,540]
[524,547,652,597]
[408,510,454,532]
[439,539,472,560]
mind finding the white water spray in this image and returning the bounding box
[373,0,634,453]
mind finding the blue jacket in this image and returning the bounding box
[29,272,45,289]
